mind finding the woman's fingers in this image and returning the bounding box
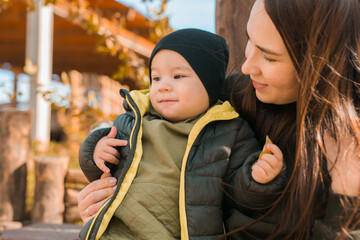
[81,187,114,219]
[82,197,110,224]
[83,181,116,204]
[78,177,117,212]
[85,197,110,218]
[78,177,117,223]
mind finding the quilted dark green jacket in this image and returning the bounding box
[78,89,290,240]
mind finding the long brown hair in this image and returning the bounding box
[230,0,360,238]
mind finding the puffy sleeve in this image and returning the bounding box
[78,127,111,182]
[224,118,288,211]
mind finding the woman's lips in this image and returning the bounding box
[252,80,268,90]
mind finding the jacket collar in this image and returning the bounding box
[122,88,239,121]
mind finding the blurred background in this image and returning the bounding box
[0,0,215,168]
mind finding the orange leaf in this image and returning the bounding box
[259,135,273,159]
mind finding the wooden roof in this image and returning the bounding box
[0,0,155,77]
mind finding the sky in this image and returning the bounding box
[117,0,216,33]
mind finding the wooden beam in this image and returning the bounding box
[53,0,155,58]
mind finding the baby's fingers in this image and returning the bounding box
[100,152,120,165]
[260,153,283,172]
[95,160,111,173]
[251,163,268,183]
[266,144,283,162]
[103,145,121,159]
[107,138,128,148]
[252,159,280,183]
[253,159,273,176]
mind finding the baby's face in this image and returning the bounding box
[150,49,209,122]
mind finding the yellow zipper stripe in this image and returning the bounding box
[95,94,144,240]
[85,197,111,240]
[179,102,238,240]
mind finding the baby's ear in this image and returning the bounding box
[259,135,273,158]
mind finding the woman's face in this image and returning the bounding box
[241,0,299,104]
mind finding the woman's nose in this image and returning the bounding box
[241,42,261,76]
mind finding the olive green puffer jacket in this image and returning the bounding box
[79,89,287,240]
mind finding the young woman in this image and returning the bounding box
[222,0,359,239]
[77,0,360,239]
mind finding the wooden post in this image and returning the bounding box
[216,0,255,73]
[0,109,31,222]
[26,0,54,152]
[32,156,69,224]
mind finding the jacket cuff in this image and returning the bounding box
[312,190,360,239]
[323,190,358,229]
[230,153,286,209]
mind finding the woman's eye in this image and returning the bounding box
[264,56,276,62]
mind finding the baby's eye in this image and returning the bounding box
[174,75,184,79]
[152,76,160,81]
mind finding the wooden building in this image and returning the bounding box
[0,0,155,79]
[0,0,158,228]
[0,0,157,150]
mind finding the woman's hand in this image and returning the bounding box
[77,172,117,224]
[324,132,360,196]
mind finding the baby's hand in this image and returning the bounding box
[251,143,283,184]
[94,126,127,173]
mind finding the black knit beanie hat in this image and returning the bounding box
[149,28,229,105]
